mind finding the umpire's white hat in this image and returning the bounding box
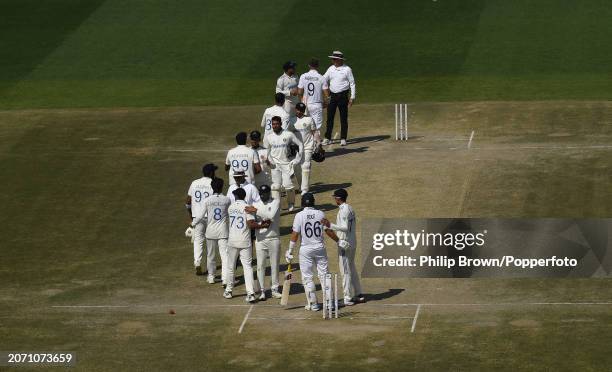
[328,51,345,60]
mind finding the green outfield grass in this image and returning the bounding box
[1,0,611,109]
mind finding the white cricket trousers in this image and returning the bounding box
[299,245,329,304]
[339,246,362,301]
[193,221,215,275]
[306,103,323,129]
[207,238,228,284]
[255,239,280,291]
[226,245,255,295]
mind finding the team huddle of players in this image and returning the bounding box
[184,57,364,310]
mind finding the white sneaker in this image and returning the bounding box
[288,203,294,212]
[258,291,266,301]
[340,139,347,146]
[271,289,282,299]
[223,290,232,299]
[321,138,330,146]
[344,298,355,306]
[310,303,321,312]
[207,275,215,284]
[246,293,256,303]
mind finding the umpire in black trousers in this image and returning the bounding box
[323,51,356,146]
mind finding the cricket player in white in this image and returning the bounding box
[292,102,320,194]
[261,93,290,140]
[276,61,299,117]
[298,58,328,130]
[245,185,282,300]
[224,188,267,303]
[285,193,348,311]
[263,116,303,210]
[185,163,216,278]
[227,171,260,205]
[193,178,231,286]
[322,189,364,305]
[226,132,260,185]
[249,130,271,187]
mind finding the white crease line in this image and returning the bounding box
[163,149,228,153]
[411,304,421,333]
[50,301,612,310]
[374,302,612,306]
[467,130,475,149]
[250,316,414,321]
[51,304,279,308]
[238,305,254,334]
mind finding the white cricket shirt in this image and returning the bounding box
[228,200,254,248]
[226,145,259,184]
[323,64,356,99]
[292,207,326,249]
[298,69,328,104]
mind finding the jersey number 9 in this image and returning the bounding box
[307,83,315,96]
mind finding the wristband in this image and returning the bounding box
[288,241,296,251]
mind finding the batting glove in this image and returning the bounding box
[338,239,350,250]
[285,249,294,263]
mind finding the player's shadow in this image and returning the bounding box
[347,135,390,144]
[325,146,369,158]
[280,203,337,218]
[363,288,405,302]
[310,182,352,194]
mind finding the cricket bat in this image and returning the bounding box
[280,263,292,306]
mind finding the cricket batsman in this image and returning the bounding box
[285,193,348,311]
[322,189,365,305]
[263,116,303,211]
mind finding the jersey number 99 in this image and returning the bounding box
[231,159,249,171]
